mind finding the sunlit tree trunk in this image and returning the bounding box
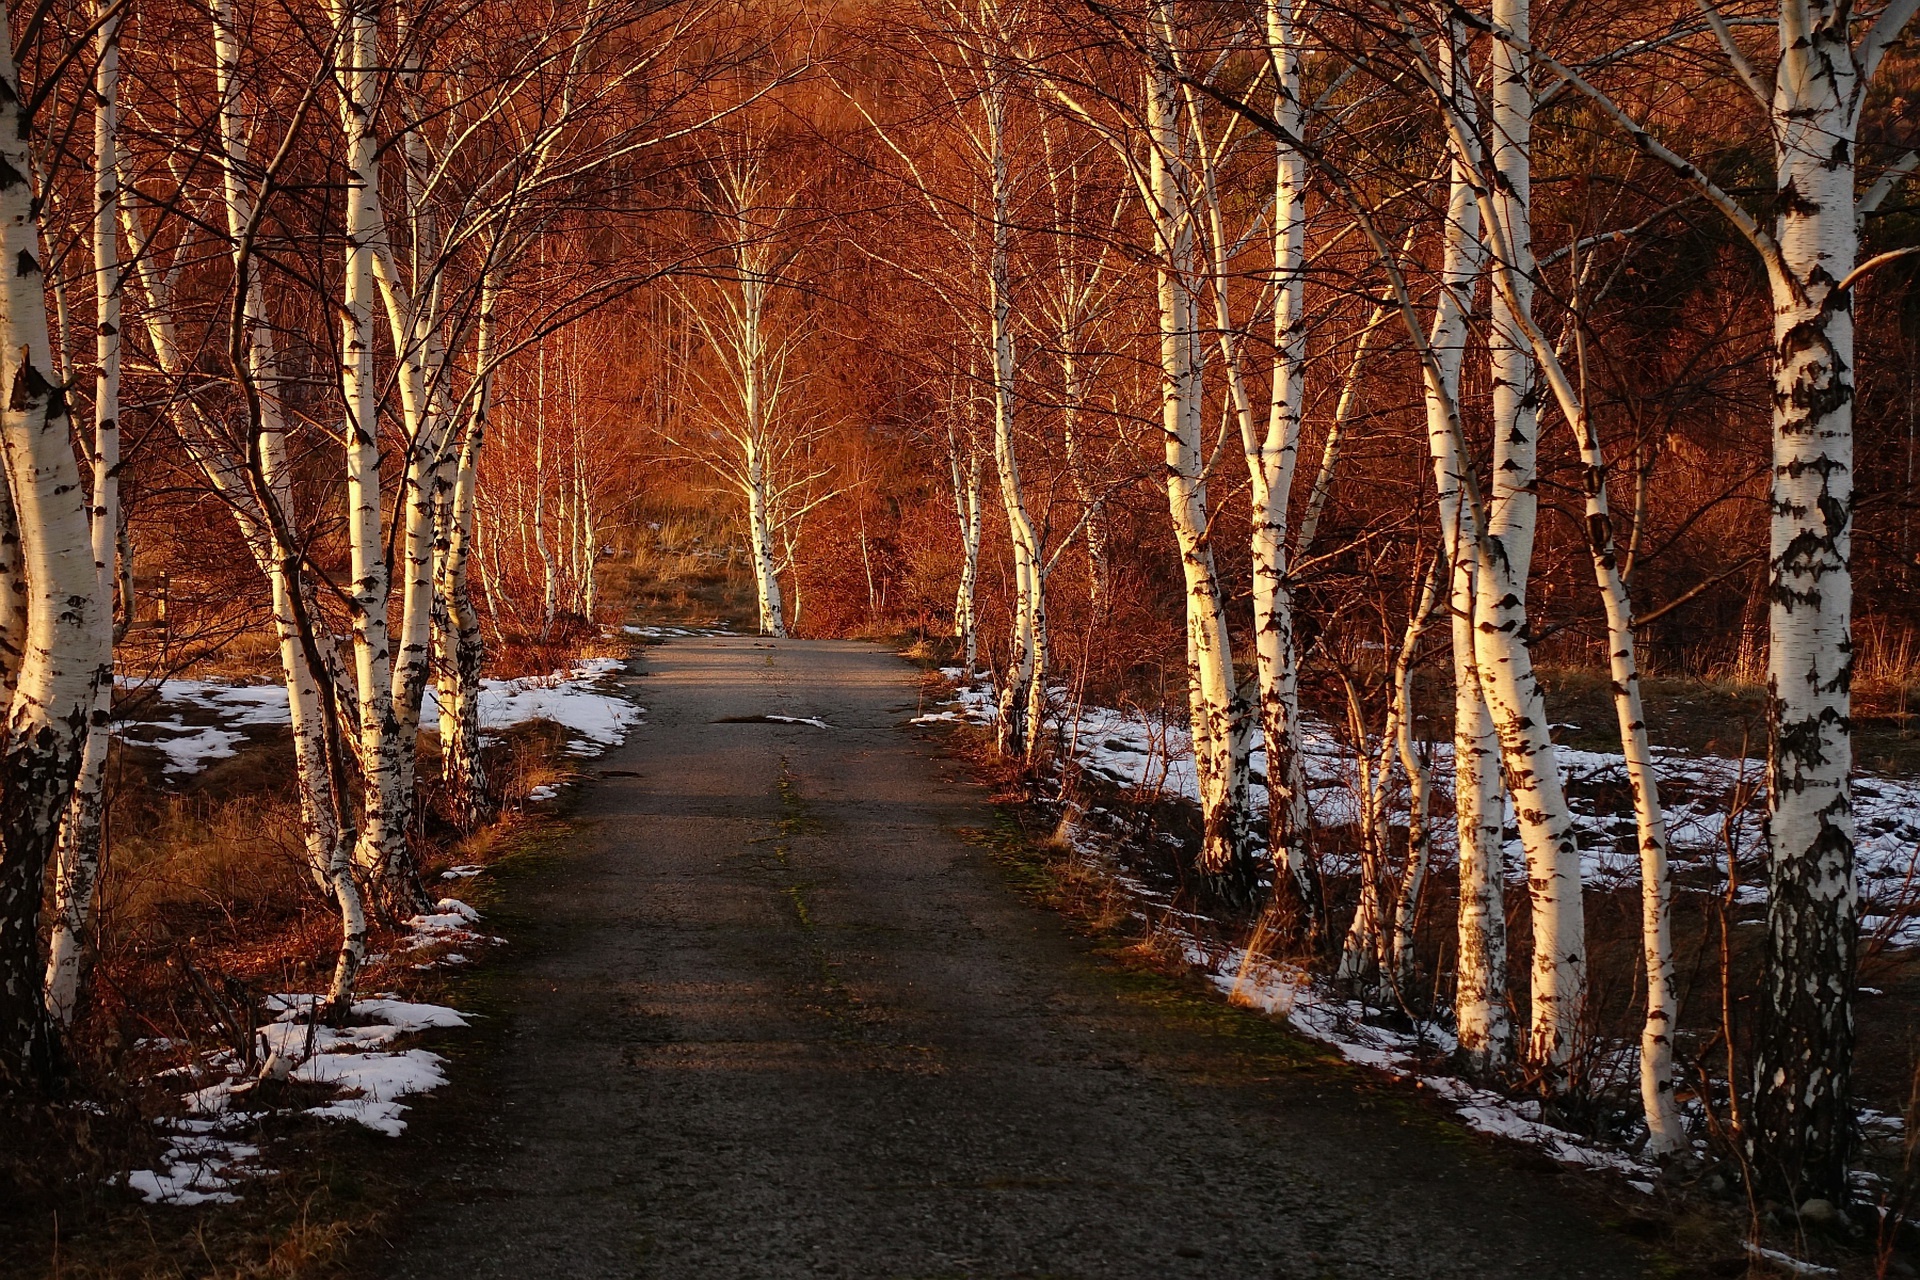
[119,99,363,1005]
[45,3,123,1026]
[1422,20,1510,1068]
[210,0,365,1008]
[437,267,497,831]
[948,427,982,668]
[746,442,786,636]
[1390,571,1439,992]
[333,0,419,920]
[1565,354,1683,1154]
[0,0,107,1083]
[1474,0,1586,1076]
[738,267,787,638]
[982,70,1042,758]
[1251,0,1317,930]
[1338,564,1439,989]
[1747,0,1893,1201]
[534,343,557,636]
[1145,45,1248,880]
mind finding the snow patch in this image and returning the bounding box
[920,670,1920,944]
[128,995,471,1204]
[118,661,644,781]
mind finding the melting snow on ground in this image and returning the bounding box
[915,667,1920,1189]
[115,660,644,777]
[129,995,473,1204]
[917,669,1920,945]
[394,895,503,971]
[622,624,737,638]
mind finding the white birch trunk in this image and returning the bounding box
[1568,387,1683,1153]
[1389,560,1442,992]
[44,3,122,1026]
[436,270,496,831]
[0,0,107,1080]
[534,344,557,637]
[949,432,982,668]
[1145,47,1249,878]
[333,0,417,920]
[1423,21,1510,1068]
[215,0,365,1009]
[1745,0,1905,1199]
[982,73,1043,758]
[1476,0,1586,1074]
[1252,0,1317,927]
[746,443,786,637]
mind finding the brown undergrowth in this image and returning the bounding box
[0,714,588,1279]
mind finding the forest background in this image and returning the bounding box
[0,0,1917,1272]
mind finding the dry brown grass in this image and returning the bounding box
[600,500,756,631]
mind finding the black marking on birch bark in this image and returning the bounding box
[1777,179,1822,216]
[1585,513,1612,553]
[8,357,51,411]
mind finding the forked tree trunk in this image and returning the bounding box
[1422,18,1510,1069]
[1251,0,1318,932]
[212,0,366,1011]
[982,71,1043,758]
[334,0,421,921]
[119,72,364,1011]
[1338,563,1438,990]
[0,1,107,1084]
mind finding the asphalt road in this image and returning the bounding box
[370,636,1648,1280]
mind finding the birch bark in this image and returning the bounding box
[1421,18,1510,1068]
[45,3,123,1025]
[948,425,982,668]
[1473,0,1587,1075]
[332,0,419,920]
[0,0,107,1082]
[1144,45,1249,879]
[1746,0,1894,1201]
[982,69,1044,758]
[212,0,366,1008]
[1563,338,1683,1153]
[1252,0,1317,929]
[437,268,497,830]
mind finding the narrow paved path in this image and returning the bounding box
[375,638,1647,1280]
